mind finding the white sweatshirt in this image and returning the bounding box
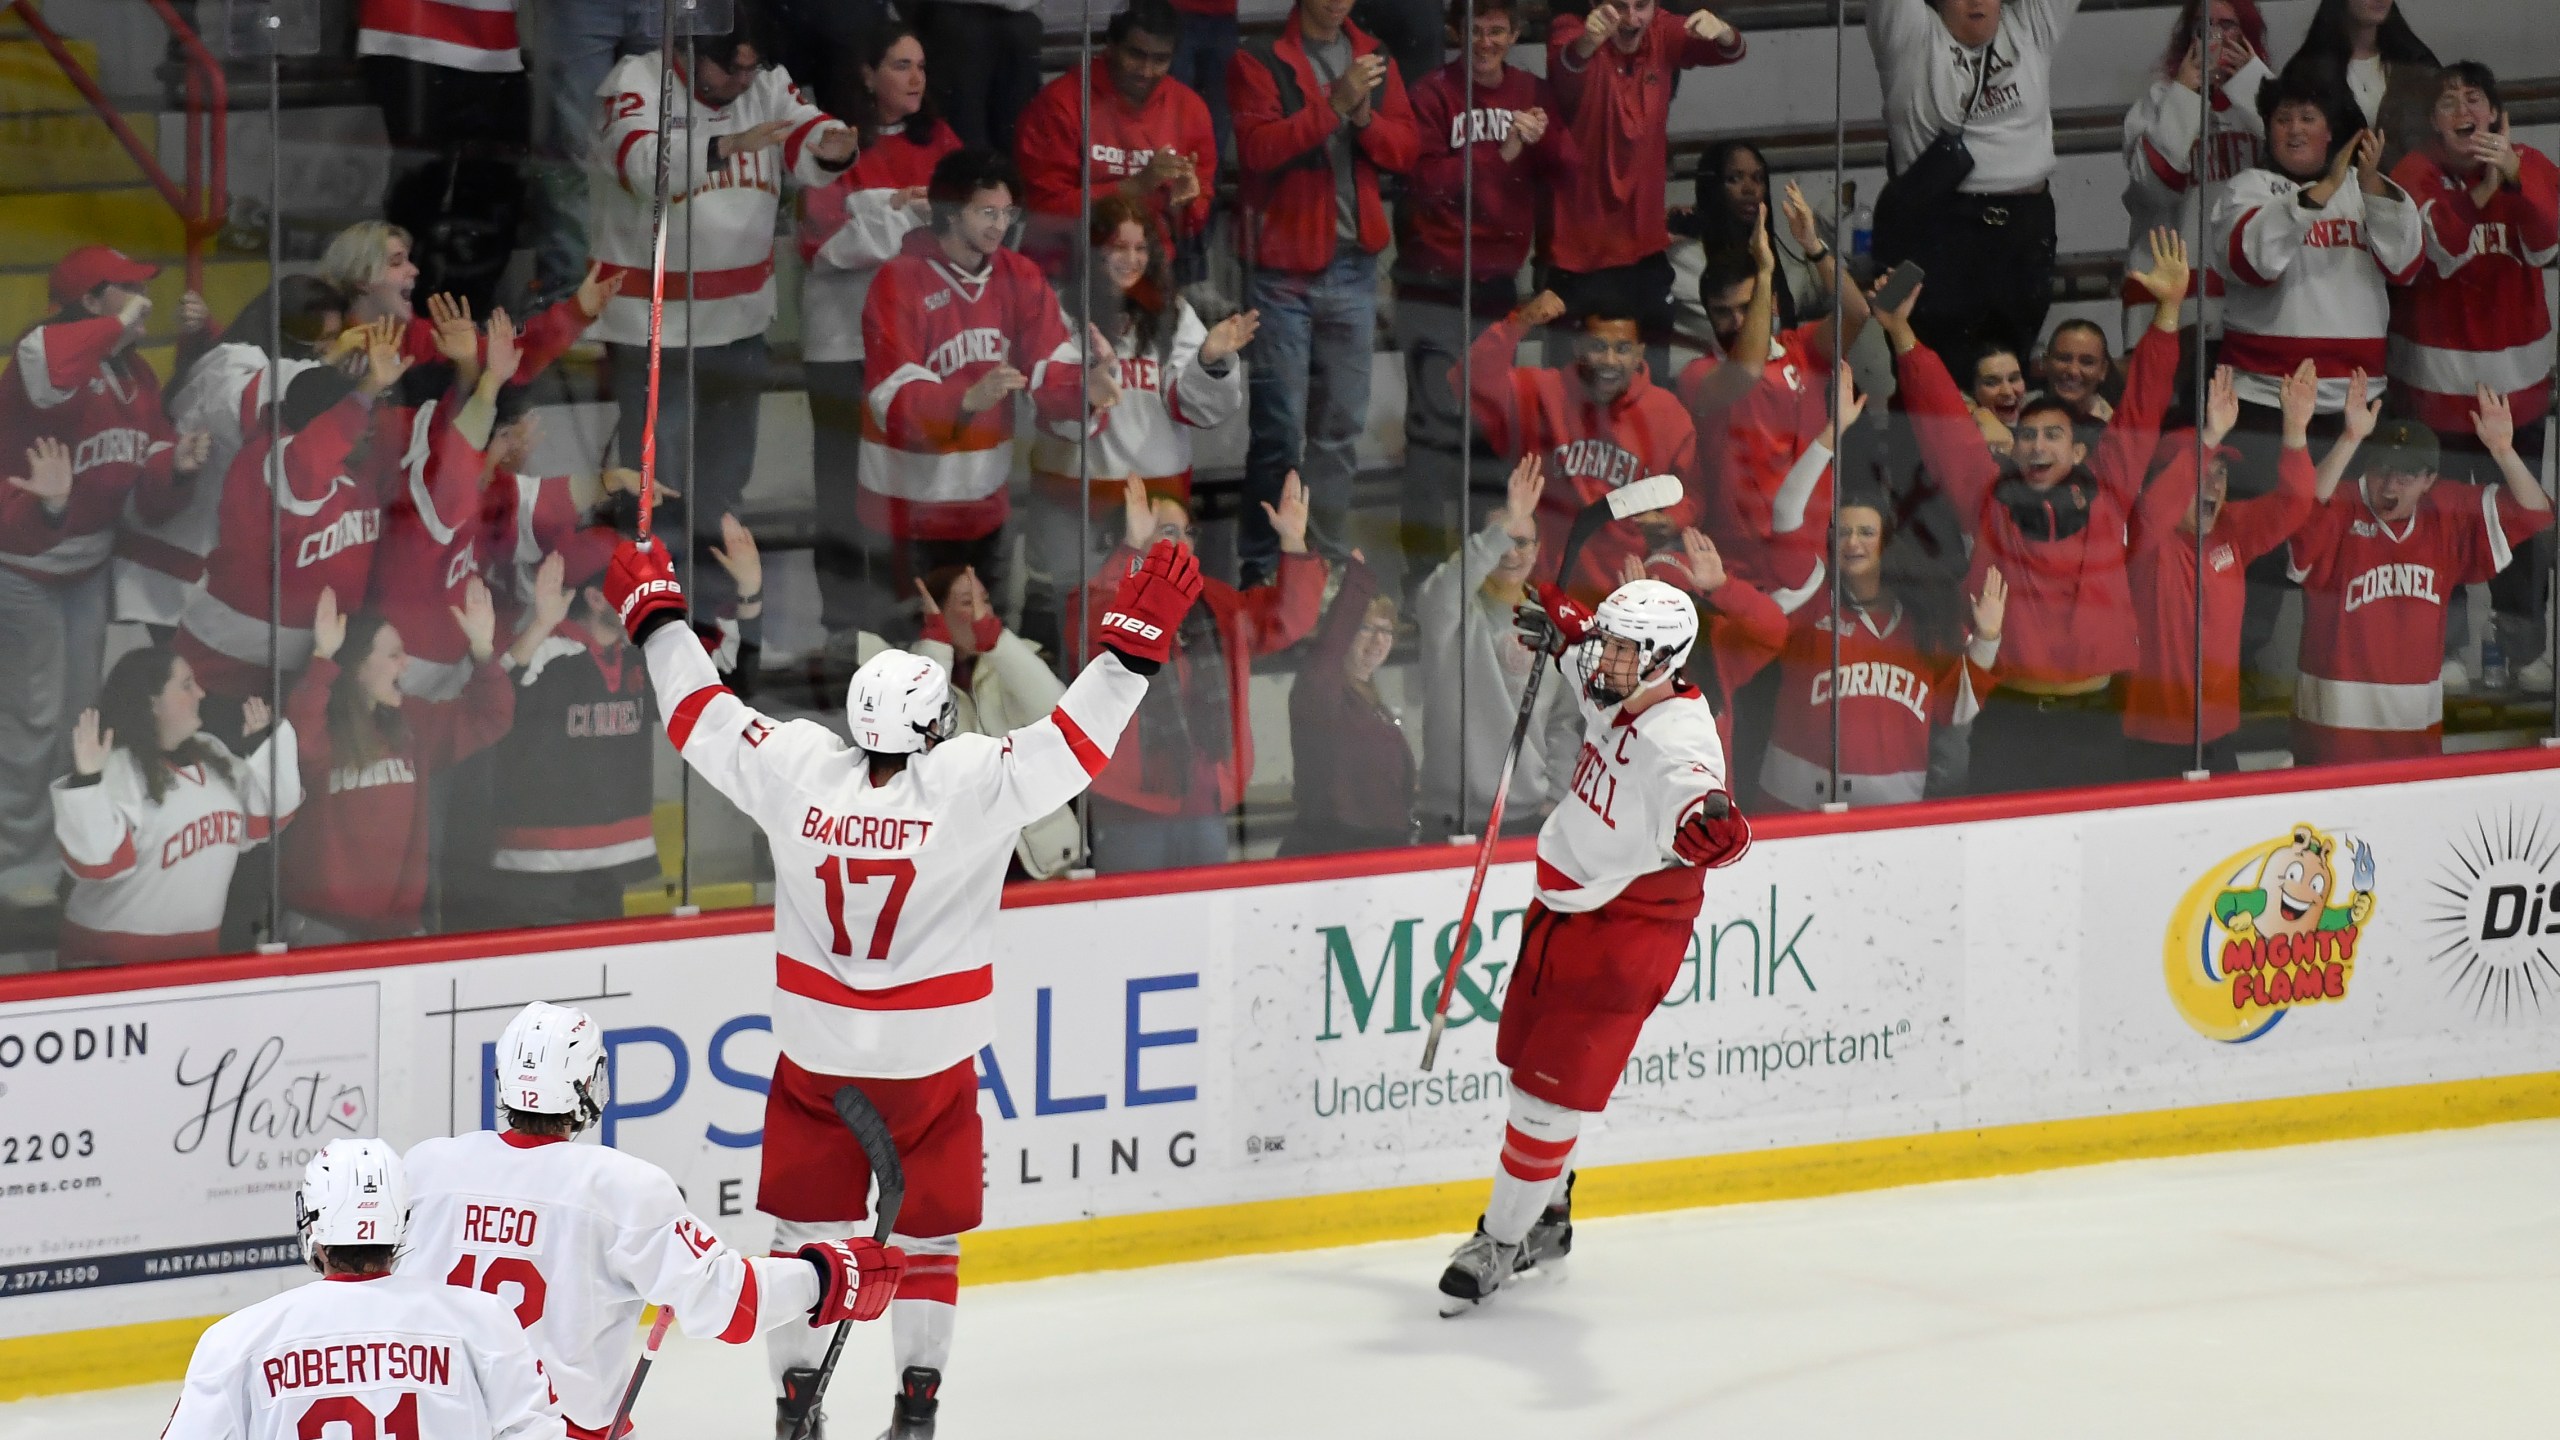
[1867,0,2083,195]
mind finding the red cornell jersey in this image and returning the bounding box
[859,229,1084,542]
[1400,62,1577,282]
[2123,438,2314,745]
[1759,595,1996,811]
[642,623,1148,1079]
[162,1271,564,1440]
[2387,147,2559,437]
[372,394,500,701]
[0,315,183,582]
[2288,479,2553,761]
[1465,312,1699,603]
[1678,325,1833,605]
[177,393,385,699]
[401,1130,823,1434]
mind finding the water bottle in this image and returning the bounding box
[2481,632,2511,692]
[1844,180,1873,261]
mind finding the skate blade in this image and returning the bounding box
[1438,1291,1491,1319]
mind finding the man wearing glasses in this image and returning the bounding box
[589,20,859,607]
[859,148,1125,613]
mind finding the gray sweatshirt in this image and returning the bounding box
[1416,523,1579,835]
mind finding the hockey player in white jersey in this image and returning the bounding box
[1438,579,1755,1312]
[162,1139,566,1440]
[603,531,1203,1437]
[400,1001,903,1439]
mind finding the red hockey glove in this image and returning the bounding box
[605,537,687,642]
[1098,538,1203,674]
[1514,582,1594,658]
[801,1237,905,1325]
[1671,792,1751,869]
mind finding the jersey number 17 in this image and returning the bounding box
[816,857,917,961]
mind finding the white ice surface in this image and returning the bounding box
[13,1119,2559,1439]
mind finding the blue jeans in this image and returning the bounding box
[1172,12,1240,165]
[1089,803,1232,874]
[526,0,660,296]
[1243,249,1376,573]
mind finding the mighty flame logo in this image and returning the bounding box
[2163,823,2378,1042]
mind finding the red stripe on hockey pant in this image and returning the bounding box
[897,1255,959,1306]
[61,831,137,881]
[1050,706,1107,778]
[666,685,730,749]
[777,956,996,1011]
[1499,1124,1575,1182]
[716,1260,762,1343]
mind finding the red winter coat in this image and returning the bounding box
[1545,10,1744,274]
[1228,16,1420,273]
[1075,546,1325,817]
[2123,434,2314,745]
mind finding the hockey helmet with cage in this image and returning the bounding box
[495,1000,609,1130]
[1568,578,1698,707]
[295,1138,409,1269]
[846,649,957,755]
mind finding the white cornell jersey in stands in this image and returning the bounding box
[587,54,849,349]
[399,1130,823,1433]
[1535,682,1727,914]
[51,727,300,960]
[160,1270,565,1440]
[642,622,1148,1078]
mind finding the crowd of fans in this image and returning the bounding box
[1,0,2553,963]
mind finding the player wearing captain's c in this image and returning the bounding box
[606,534,1199,1440]
[1442,579,1751,1315]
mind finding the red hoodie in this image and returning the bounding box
[1399,61,1577,283]
[2124,435,2314,745]
[1227,15,1420,274]
[1464,311,1700,604]
[282,654,513,935]
[1897,325,2179,688]
[1545,10,1744,274]
[1015,64,1218,273]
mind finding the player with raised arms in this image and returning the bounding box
[1438,577,1755,1312]
[603,528,1203,1437]
[397,1001,902,1438]
[161,1139,567,1440]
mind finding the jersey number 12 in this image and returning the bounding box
[816,857,917,961]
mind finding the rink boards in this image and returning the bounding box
[6,752,2560,1395]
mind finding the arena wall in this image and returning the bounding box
[7,751,2560,1397]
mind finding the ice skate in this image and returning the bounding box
[1521,1172,1576,1277]
[1437,1222,1525,1316]
[878,1366,940,1439]
[776,1366,826,1440]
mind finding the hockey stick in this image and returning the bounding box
[603,1304,675,1440]
[1419,472,1686,1071]
[785,1086,909,1440]
[634,0,680,541]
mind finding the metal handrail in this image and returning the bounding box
[5,0,227,289]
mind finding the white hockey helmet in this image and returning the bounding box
[495,1000,609,1130]
[1568,578,1698,707]
[295,1138,409,1268]
[846,649,957,755]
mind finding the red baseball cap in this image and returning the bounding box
[49,246,159,304]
